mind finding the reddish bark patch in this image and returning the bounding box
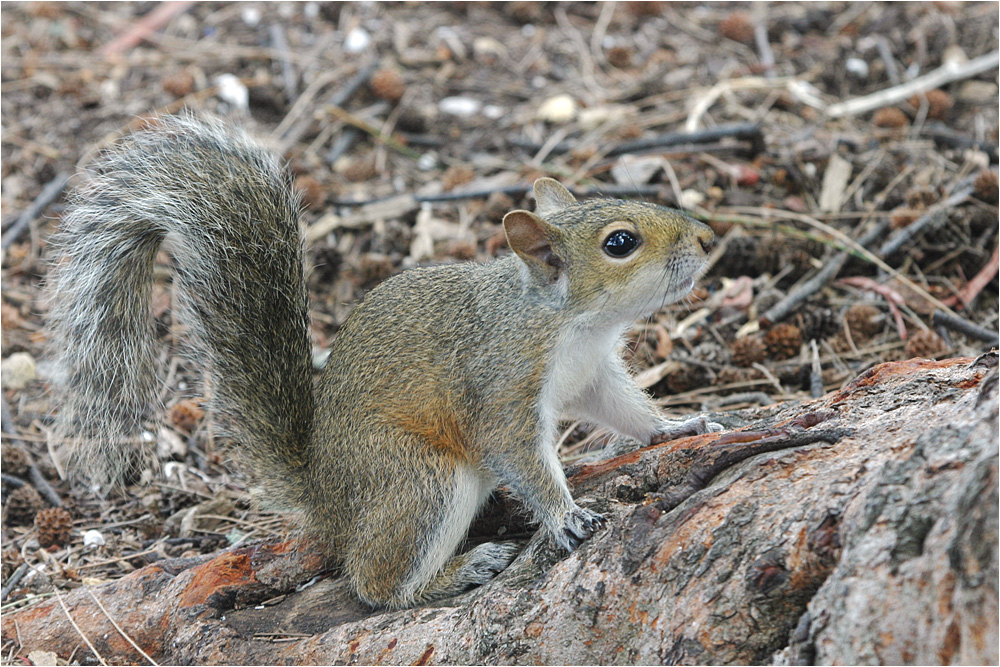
[413,645,435,665]
[179,551,258,607]
[831,358,972,403]
[570,450,642,482]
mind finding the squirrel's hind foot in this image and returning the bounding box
[652,415,724,444]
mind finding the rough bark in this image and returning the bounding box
[3,356,997,666]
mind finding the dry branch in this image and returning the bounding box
[826,50,1000,118]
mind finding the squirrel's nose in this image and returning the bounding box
[695,227,715,255]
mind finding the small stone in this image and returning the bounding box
[214,74,248,112]
[1,352,36,390]
[241,6,261,26]
[845,58,869,79]
[536,94,578,124]
[439,96,482,117]
[344,27,371,53]
[611,155,666,185]
[957,80,999,105]
[472,36,507,60]
[941,45,968,66]
[83,529,106,548]
[680,189,705,209]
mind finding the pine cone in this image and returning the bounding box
[1,444,30,477]
[764,323,803,360]
[909,89,953,120]
[371,68,405,103]
[4,485,45,525]
[665,364,711,394]
[35,507,73,549]
[973,170,998,204]
[799,306,840,341]
[168,399,205,434]
[441,165,476,191]
[730,337,768,367]
[2,546,24,582]
[719,12,754,43]
[844,305,883,342]
[717,235,759,278]
[717,366,764,385]
[873,107,908,128]
[905,329,949,360]
[606,46,633,69]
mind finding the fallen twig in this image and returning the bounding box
[1,171,70,250]
[329,183,667,208]
[325,127,362,164]
[838,277,909,340]
[1,396,61,507]
[758,221,889,327]
[56,588,108,667]
[921,123,999,164]
[608,124,765,158]
[686,77,825,131]
[932,310,1000,346]
[878,186,974,257]
[99,1,194,58]
[943,244,1000,309]
[269,24,297,102]
[324,105,422,160]
[826,50,999,118]
[810,340,824,398]
[727,206,962,322]
[1,564,28,602]
[1,473,26,488]
[28,466,62,508]
[510,123,765,159]
[754,21,776,78]
[876,37,901,85]
[86,589,160,666]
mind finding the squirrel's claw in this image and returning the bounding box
[652,415,724,443]
[556,506,606,551]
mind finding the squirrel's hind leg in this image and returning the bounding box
[345,457,509,608]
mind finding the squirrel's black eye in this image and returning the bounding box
[603,230,640,257]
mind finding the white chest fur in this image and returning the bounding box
[539,319,624,424]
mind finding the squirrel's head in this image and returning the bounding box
[503,178,714,321]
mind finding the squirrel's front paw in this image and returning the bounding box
[554,506,606,552]
[652,415,724,444]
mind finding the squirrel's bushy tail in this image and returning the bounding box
[47,114,314,493]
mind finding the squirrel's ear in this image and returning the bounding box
[503,210,564,281]
[533,178,577,218]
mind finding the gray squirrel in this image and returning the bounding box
[47,114,718,608]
